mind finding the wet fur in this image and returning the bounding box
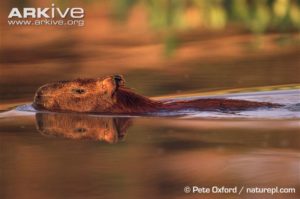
[109,87,280,113]
[33,76,281,114]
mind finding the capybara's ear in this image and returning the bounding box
[113,74,125,88]
[98,75,125,96]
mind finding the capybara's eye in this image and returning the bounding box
[72,88,85,94]
[74,128,87,133]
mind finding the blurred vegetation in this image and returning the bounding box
[8,0,300,56]
[113,0,300,32]
[112,0,300,55]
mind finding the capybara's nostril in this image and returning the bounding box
[34,93,44,103]
[35,89,44,100]
[33,92,45,110]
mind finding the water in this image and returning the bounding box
[1,88,300,199]
[1,2,300,198]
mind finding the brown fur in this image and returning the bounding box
[33,75,281,114]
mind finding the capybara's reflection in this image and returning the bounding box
[35,113,132,143]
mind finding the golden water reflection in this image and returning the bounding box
[1,114,299,199]
[35,113,132,143]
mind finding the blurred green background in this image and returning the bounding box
[112,0,300,54]
[113,0,300,31]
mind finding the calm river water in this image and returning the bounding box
[1,2,300,198]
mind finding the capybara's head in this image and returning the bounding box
[35,113,131,143]
[33,75,125,112]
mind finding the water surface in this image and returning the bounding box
[1,88,299,199]
[1,4,300,197]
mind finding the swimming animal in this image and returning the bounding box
[33,75,281,114]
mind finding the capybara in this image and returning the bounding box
[33,75,281,114]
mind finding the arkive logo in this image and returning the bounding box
[7,4,85,26]
[8,3,84,19]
